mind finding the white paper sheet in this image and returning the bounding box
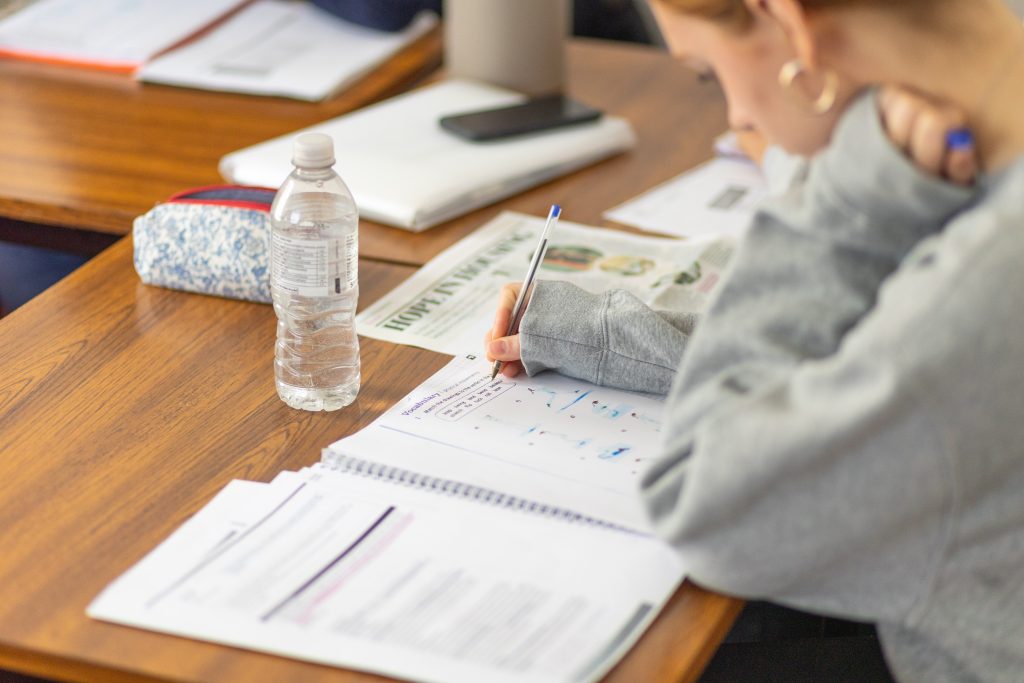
[713,131,748,160]
[604,157,768,239]
[90,469,684,683]
[356,211,735,355]
[0,0,245,70]
[326,354,670,531]
[138,1,438,101]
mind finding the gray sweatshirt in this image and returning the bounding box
[519,92,1024,683]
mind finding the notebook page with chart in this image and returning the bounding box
[323,355,665,531]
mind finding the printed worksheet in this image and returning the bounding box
[326,355,667,530]
[604,157,768,239]
[90,470,684,683]
[355,211,734,356]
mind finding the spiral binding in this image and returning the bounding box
[320,450,627,532]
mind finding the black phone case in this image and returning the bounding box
[439,96,603,141]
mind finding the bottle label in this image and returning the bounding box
[343,231,358,292]
[272,233,355,297]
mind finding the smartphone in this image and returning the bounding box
[439,95,603,142]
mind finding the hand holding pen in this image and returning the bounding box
[485,204,561,379]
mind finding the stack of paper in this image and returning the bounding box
[138,0,438,101]
[0,0,246,72]
[89,355,686,683]
[220,80,637,231]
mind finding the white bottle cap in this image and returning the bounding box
[292,133,335,168]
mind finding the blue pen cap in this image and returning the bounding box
[946,128,975,150]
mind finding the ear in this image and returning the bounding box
[743,0,819,67]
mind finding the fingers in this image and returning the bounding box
[497,282,521,310]
[908,106,953,176]
[879,85,921,153]
[500,362,523,379]
[489,282,522,341]
[486,334,521,362]
[484,282,526,369]
[945,144,977,186]
[489,307,510,346]
[485,331,524,380]
[878,85,977,186]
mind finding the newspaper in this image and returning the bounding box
[356,211,735,355]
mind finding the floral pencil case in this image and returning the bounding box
[133,185,277,303]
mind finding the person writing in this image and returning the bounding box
[485,0,1024,681]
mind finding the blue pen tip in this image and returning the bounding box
[551,205,561,217]
[946,128,974,151]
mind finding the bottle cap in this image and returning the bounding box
[292,133,335,168]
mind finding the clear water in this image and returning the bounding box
[271,189,360,411]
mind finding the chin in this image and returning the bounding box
[772,122,839,158]
[778,139,827,158]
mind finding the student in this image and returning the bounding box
[486,0,1024,681]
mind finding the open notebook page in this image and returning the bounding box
[325,355,667,531]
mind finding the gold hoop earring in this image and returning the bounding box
[778,59,839,115]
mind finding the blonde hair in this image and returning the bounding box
[659,0,933,32]
[659,0,754,29]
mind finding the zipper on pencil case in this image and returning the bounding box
[164,184,277,211]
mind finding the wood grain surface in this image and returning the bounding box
[0,28,442,237]
[0,33,740,683]
[0,240,740,682]
[0,37,726,266]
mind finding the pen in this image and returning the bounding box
[491,204,561,380]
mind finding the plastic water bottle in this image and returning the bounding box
[270,133,360,411]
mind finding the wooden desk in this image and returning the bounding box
[0,38,726,264]
[0,28,442,253]
[0,241,741,683]
[0,34,741,681]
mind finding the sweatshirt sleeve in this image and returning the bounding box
[518,136,807,396]
[640,90,976,620]
[518,280,698,395]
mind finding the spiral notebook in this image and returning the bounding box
[322,354,666,531]
[88,356,683,683]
